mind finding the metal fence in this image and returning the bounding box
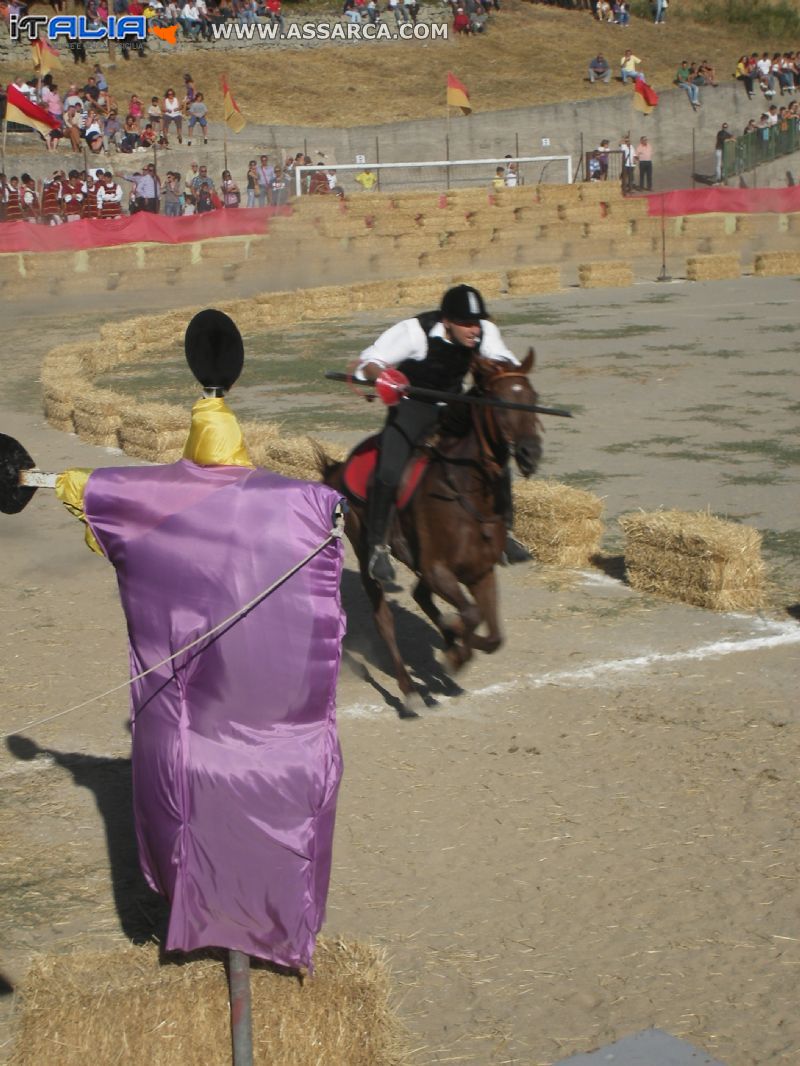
[722,120,800,179]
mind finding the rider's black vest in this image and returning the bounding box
[396,311,478,396]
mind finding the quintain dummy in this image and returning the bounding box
[54,310,346,970]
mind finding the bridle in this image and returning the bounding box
[470,366,542,478]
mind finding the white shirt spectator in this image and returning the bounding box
[163,94,182,117]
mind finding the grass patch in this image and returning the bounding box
[636,292,681,304]
[694,349,746,359]
[643,343,697,352]
[497,308,567,327]
[716,439,800,466]
[760,528,800,560]
[552,325,667,340]
[722,471,786,486]
[764,323,800,333]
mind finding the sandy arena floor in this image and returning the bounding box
[1,276,799,1064]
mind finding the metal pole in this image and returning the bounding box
[656,192,671,282]
[375,135,380,192]
[228,950,254,1066]
[691,128,696,189]
[445,132,450,190]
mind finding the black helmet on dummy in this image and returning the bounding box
[440,284,488,323]
[184,309,244,395]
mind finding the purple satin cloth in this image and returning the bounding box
[83,460,345,969]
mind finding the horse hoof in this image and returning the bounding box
[401,691,425,718]
[444,647,471,676]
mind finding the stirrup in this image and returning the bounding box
[368,544,395,583]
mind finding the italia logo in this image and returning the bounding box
[9,13,178,44]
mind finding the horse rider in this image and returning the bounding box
[355,284,530,584]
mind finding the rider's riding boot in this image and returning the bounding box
[495,470,532,564]
[367,478,397,584]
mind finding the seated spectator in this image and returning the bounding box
[736,55,755,99]
[696,59,718,87]
[596,0,613,20]
[139,123,158,147]
[675,60,701,109]
[453,5,471,32]
[614,0,629,26]
[103,109,122,150]
[756,52,776,98]
[266,0,284,28]
[128,94,144,123]
[63,84,84,111]
[620,50,642,83]
[147,95,163,129]
[181,0,204,36]
[589,54,611,84]
[120,115,141,152]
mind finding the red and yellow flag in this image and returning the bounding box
[30,37,62,78]
[633,78,659,115]
[4,83,60,139]
[221,75,246,134]
[446,72,471,115]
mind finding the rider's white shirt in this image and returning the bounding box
[355,317,519,379]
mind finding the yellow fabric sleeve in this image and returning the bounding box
[55,467,105,557]
[182,397,254,468]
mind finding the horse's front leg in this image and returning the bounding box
[422,561,482,672]
[466,568,503,654]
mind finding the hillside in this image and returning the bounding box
[1,1,792,127]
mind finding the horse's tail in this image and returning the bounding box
[312,440,343,485]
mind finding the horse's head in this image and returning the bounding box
[473,350,543,478]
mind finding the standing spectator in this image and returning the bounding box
[122,162,160,212]
[221,170,240,207]
[19,174,39,221]
[614,1,630,26]
[636,135,653,190]
[162,88,184,144]
[162,171,183,216]
[62,106,84,153]
[619,134,636,194]
[191,163,215,193]
[187,92,208,145]
[620,50,642,83]
[62,170,85,220]
[596,138,610,179]
[93,64,108,92]
[653,0,666,24]
[355,167,378,191]
[183,72,196,106]
[271,167,290,205]
[196,181,215,213]
[714,122,734,182]
[403,0,418,23]
[503,155,518,187]
[256,154,275,206]
[245,160,258,207]
[98,171,124,218]
[589,54,611,85]
[492,166,505,191]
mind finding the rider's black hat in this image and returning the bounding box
[440,284,488,324]
[184,309,244,394]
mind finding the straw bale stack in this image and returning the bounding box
[685,253,740,281]
[680,214,728,238]
[71,389,124,448]
[786,213,800,235]
[492,187,537,208]
[0,253,23,281]
[585,220,631,240]
[42,393,75,433]
[579,183,622,205]
[451,271,505,297]
[397,275,451,306]
[40,342,88,388]
[619,509,766,611]
[541,222,588,242]
[537,184,582,206]
[753,251,800,276]
[247,431,345,481]
[513,479,604,567]
[344,279,401,308]
[506,265,561,295]
[558,203,603,223]
[8,938,406,1066]
[117,402,189,463]
[577,260,634,288]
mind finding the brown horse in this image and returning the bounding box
[318,351,543,714]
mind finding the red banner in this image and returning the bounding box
[0,205,291,254]
[646,186,800,216]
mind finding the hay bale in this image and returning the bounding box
[8,938,406,1066]
[451,270,504,298]
[537,184,581,205]
[680,214,728,238]
[579,182,623,205]
[577,260,634,288]
[513,479,604,567]
[685,253,740,281]
[753,251,800,277]
[619,509,766,611]
[247,431,345,481]
[118,401,188,462]
[71,390,123,447]
[396,275,451,306]
[506,265,561,295]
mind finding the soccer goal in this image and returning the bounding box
[294,155,573,198]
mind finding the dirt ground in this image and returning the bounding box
[1,275,799,1065]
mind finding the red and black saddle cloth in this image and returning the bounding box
[341,434,430,510]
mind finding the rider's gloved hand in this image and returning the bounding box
[375,368,410,406]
